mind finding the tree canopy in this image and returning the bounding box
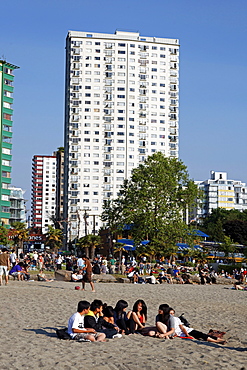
[201,208,247,244]
[45,226,63,252]
[102,153,200,255]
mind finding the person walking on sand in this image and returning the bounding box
[0,248,10,286]
[81,255,95,292]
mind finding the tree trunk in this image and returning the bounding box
[85,247,89,258]
[90,246,95,260]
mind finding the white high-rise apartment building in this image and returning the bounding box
[193,171,247,221]
[31,155,57,233]
[64,30,179,241]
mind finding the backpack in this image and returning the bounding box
[56,327,71,340]
[179,313,190,327]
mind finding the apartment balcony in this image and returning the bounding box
[169,107,177,112]
[72,115,80,122]
[139,113,146,118]
[139,52,149,59]
[170,56,178,62]
[168,135,177,142]
[138,59,149,65]
[170,86,177,92]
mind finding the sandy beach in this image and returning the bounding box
[0,280,246,370]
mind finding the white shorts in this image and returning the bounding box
[0,266,8,276]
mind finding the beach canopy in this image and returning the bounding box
[116,239,149,251]
[176,243,203,251]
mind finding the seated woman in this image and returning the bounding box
[113,300,130,334]
[103,305,115,325]
[169,308,227,344]
[84,299,121,339]
[148,304,175,339]
[127,299,147,334]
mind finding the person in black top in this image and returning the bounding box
[84,299,121,338]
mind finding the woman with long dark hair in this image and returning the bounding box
[147,303,175,338]
[127,299,147,334]
[113,300,130,334]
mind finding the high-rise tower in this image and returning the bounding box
[0,60,19,227]
[64,30,179,242]
[31,155,57,234]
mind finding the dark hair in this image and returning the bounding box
[90,299,103,311]
[2,248,7,252]
[114,299,128,314]
[77,300,90,312]
[82,254,88,259]
[103,305,114,318]
[132,299,147,320]
[158,304,170,324]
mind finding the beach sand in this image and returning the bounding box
[0,280,246,370]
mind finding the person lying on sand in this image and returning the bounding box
[169,308,227,344]
[233,282,247,290]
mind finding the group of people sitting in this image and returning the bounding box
[67,298,227,345]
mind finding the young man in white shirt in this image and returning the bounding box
[68,301,106,342]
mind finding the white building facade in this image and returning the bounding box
[195,171,247,220]
[31,155,57,233]
[64,30,180,241]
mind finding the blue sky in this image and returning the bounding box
[1,0,247,207]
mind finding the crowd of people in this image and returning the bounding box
[1,247,246,289]
[67,298,227,345]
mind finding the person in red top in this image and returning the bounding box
[81,255,95,292]
[127,299,147,333]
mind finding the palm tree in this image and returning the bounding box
[10,222,29,252]
[45,226,63,252]
[77,234,101,259]
[113,242,126,267]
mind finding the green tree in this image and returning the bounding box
[45,226,63,252]
[101,152,200,257]
[0,225,9,245]
[218,235,237,258]
[10,222,29,251]
[77,234,101,259]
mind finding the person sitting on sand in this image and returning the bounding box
[113,300,130,335]
[84,299,121,339]
[19,262,30,280]
[145,272,157,284]
[37,272,54,282]
[148,304,175,339]
[169,308,227,344]
[102,305,115,325]
[127,299,147,334]
[9,261,24,281]
[68,300,106,342]
[71,269,84,282]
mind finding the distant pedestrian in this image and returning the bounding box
[10,250,16,267]
[0,248,10,285]
[81,255,95,292]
